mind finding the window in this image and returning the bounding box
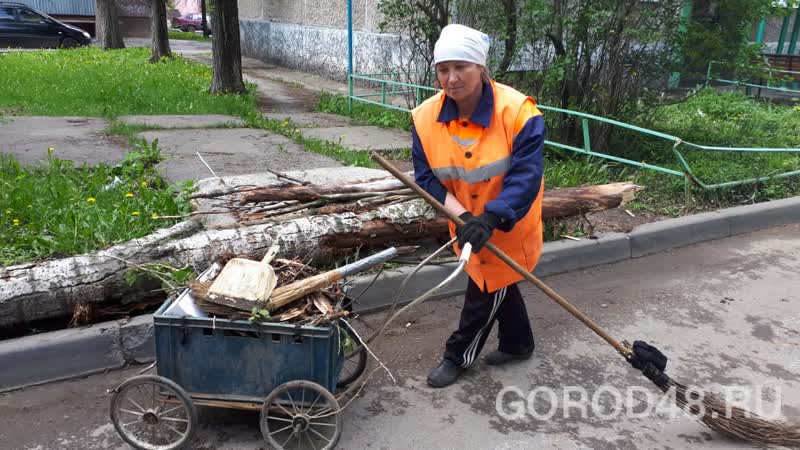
[0,7,15,22]
[17,9,45,23]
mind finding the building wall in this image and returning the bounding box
[238,0,397,80]
[173,0,201,16]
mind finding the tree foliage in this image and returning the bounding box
[379,0,790,147]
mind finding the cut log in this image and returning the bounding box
[0,182,639,329]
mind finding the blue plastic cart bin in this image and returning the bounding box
[153,299,343,402]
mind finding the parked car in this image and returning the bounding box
[171,13,210,33]
[0,2,91,49]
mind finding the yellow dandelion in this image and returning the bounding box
[87,197,96,203]
[151,213,159,219]
[125,192,134,198]
[131,211,140,216]
[4,209,10,214]
[13,219,20,226]
[140,181,148,188]
[47,147,55,154]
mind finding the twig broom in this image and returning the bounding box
[371,152,800,447]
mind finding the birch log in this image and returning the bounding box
[0,182,639,328]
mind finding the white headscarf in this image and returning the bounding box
[433,24,491,66]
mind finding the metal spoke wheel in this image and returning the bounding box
[110,375,197,450]
[337,322,367,388]
[260,380,342,450]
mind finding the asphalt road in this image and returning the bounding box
[1,224,798,450]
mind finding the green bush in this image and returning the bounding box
[0,143,194,266]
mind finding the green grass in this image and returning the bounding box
[317,92,413,131]
[168,30,211,42]
[245,114,380,167]
[0,143,194,266]
[0,47,255,117]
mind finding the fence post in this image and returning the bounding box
[347,0,353,115]
[581,118,591,152]
[684,174,695,210]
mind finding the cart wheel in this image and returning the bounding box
[110,375,197,450]
[260,380,342,450]
[337,322,367,388]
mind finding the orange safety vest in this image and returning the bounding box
[412,81,544,293]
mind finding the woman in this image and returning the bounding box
[412,24,546,388]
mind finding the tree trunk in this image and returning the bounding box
[95,0,125,50]
[497,0,517,78]
[209,0,246,94]
[0,182,639,329]
[200,0,209,37]
[149,0,172,62]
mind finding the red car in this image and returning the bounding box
[171,13,209,33]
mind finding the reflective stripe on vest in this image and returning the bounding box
[431,156,511,184]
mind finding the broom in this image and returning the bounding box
[371,152,800,447]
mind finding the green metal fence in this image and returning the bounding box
[705,60,800,95]
[348,72,800,204]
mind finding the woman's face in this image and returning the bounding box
[435,61,483,103]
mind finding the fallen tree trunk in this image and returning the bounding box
[0,182,639,329]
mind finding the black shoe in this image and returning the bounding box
[484,350,533,366]
[427,359,465,388]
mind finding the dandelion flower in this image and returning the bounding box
[151,213,159,219]
[12,219,19,226]
[125,192,134,198]
[140,181,148,188]
[87,197,96,203]
[48,147,55,154]
[4,209,10,214]
[131,211,140,216]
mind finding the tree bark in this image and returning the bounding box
[200,0,209,37]
[209,0,246,94]
[95,0,125,50]
[497,0,517,78]
[149,0,172,62]
[0,182,640,329]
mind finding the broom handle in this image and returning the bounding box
[371,152,630,356]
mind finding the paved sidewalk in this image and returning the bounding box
[175,46,413,153]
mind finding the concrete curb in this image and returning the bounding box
[2,197,799,392]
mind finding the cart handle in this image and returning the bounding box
[459,243,472,263]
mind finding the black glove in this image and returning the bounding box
[628,340,670,387]
[628,340,667,372]
[456,212,502,253]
